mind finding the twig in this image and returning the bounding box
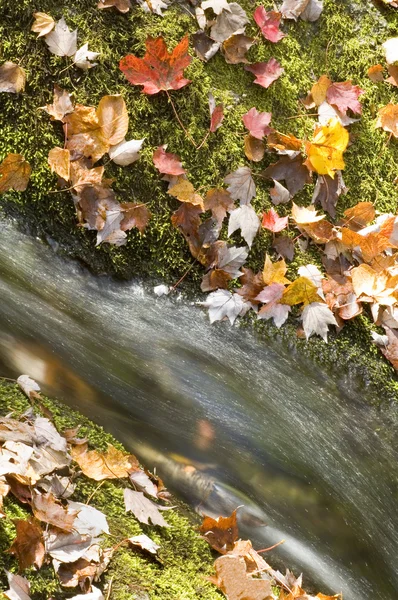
[196,130,210,151]
[105,576,114,600]
[166,91,197,148]
[282,113,319,120]
[170,258,198,292]
[85,481,105,505]
[256,539,285,553]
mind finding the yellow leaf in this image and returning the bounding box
[291,202,325,225]
[376,103,398,137]
[31,12,55,37]
[305,118,349,177]
[0,154,31,193]
[96,94,129,146]
[310,75,332,106]
[263,255,290,285]
[48,147,70,181]
[168,178,204,208]
[71,443,139,481]
[281,276,322,306]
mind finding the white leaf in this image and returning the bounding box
[138,0,170,15]
[44,17,77,57]
[202,0,231,15]
[154,284,170,297]
[69,586,104,600]
[256,283,290,328]
[300,0,323,22]
[17,374,40,399]
[4,572,31,600]
[33,417,67,452]
[124,489,171,527]
[96,209,126,246]
[45,530,97,562]
[201,289,251,324]
[109,138,144,166]
[68,501,109,537]
[301,302,337,342]
[195,7,207,29]
[383,37,398,65]
[128,534,160,554]
[74,43,99,70]
[228,205,260,248]
[270,180,291,205]
[224,166,255,205]
[210,3,249,43]
[371,331,389,347]
[217,244,248,277]
[318,101,358,126]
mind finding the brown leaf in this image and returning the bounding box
[235,268,264,303]
[367,64,384,83]
[168,178,204,208]
[31,12,55,37]
[0,154,31,193]
[212,554,273,600]
[303,220,336,243]
[201,269,232,292]
[322,277,361,321]
[120,203,150,233]
[31,491,76,532]
[48,147,70,181]
[386,64,398,86]
[376,103,398,137]
[153,146,185,176]
[192,32,220,62]
[0,478,10,517]
[97,0,132,11]
[222,34,255,64]
[96,95,129,146]
[244,134,265,162]
[8,518,45,570]
[263,155,311,196]
[0,62,26,93]
[312,173,347,219]
[341,228,391,263]
[273,235,294,261]
[42,85,74,122]
[343,201,375,230]
[70,161,104,192]
[204,188,234,225]
[4,572,31,600]
[71,443,139,481]
[378,327,398,369]
[200,510,238,554]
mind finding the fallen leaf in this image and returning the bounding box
[326,81,364,115]
[383,37,398,65]
[42,85,74,122]
[74,44,100,70]
[120,203,150,233]
[213,243,249,277]
[242,108,272,139]
[253,7,284,43]
[200,510,238,553]
[0,62,26,93]
[97,0,132,12]
[301,302,337,341]
[245,57,283,88]
[235,268,265,303]
[0,154,31,194]
[193,31,220,62]
[202,0,231,14]
[262,207,288,232]
[323,277,362,320]
[97,95,129,146]
[128,534,160,555]
[305,118,349,177]
[69,586,104,600]
[129,470,159,498]
[33,416,68,452]
[304,219,336,243]
[228,204,260,247]
[8,518,45,570]
[367,64,384,82]
[224,166,255,204]
[256,283,291,327]
[31,12,55,37]
[376,103,398,137]
[168,179,204,208]
[201,269,232,292]
[44,529,94,563]
[270,180,291,205]
[56,557,99,589]
[306,75,332,107]
[109,138,144,166]
[48,147,71,181]
[273,235,294,261]
[263,255,290,285]
[32,491,77,532]
[378,326,398,369]
[138,0,170,16]
[244,135,265,162]
[210,3,249,43]
[204,188,234,225]
[281,276,322,305]
[71,443,139,480]
[16,374,40,400]
[343,201,375,230]
[262,155,311,196]
[281,0,323,21]
[44,17,77,57]
[209,94,224,132]
[120,36,192,95]
[153,145,186,176]
[213,554,273,600]
[312,172,346,219]
[222,34,254,64]
[68,501,109,537]
[291,203,325,224]
[4,572,31,600]
[0,478,10,517]
[201,290,252,324]
[124,489,171,527]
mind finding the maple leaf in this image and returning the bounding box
[0,154,31,193]
[201,290,252,324]
[0,62,26,93]
[109,138,144,166]
[323,276,362,320]
[228,205,260,247]
[262,208,288,232]
[48,147,70,182]
[4,572,31,600]
[120,36,192,95]
[71,443,139,480]
[273,235,294,261]
[168,178,204,208]
[128,534,160,555]
[312,172,347,219]
[281,0,323,21]
[31,12,55,37]
[343,201,375,230]
[253,7,284,43]
[242,108,272,139]
[120,203,150,233]
[200,510,239,553]
[8,518,45,570]
[263,155,311,196]
[367,64,384,83]
[201,269,232,292]
[138,0,170,16]
[281,276,323,305]
[153,145,186,176]
[224,166,255,204]
[32,491,77,531]
[124,489,171,526]
[193,32,221,62]
[376,103,398,137]
[210,3,249,43]
[256,283,291,327]
[291,203,325,225]
[326,81,364,115]
[202,0,231,14]
[305,74,332,107]
[204,188,234,225]
[73,43,100,70]
[44,17,77,57]
[42,85,74,122]
[212,555,272,600]
[235,268,265,303]
[301,302,337,342]
[270,180,291,205]
[222,34,255,64]
[341,227,392,263]
[305,118,349,177]
[263,255,290,285]
[97,0,132,12]
[245,57,283,88]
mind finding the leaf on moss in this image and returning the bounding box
[31,12,55,37]
[44,17,77,57]
[0,62,26,93]
[71,443,139,480]
[222,34,254,64]
[124,489,171,527]
[0,155,31,193]
[97,0,131,12]
[8,518,45,570]
[253,7,284,43]
[245,57,283,88]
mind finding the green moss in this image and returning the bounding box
[0,0,398,398]
[0,382,221,600]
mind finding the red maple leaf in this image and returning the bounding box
[153,146,186,176]
[242,107,272,139]
[326,81,364,115]
[119,36,192,95]
[245,58,283,88]
[253,8,285,43]
[262,208,288,233]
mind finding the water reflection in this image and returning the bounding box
[0,221,397,599]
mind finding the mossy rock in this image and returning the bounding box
[0,0,398,398]
[0,381,222,600]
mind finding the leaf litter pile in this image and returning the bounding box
[0,375,340,599]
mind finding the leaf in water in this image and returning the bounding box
[0,62,26,93]
[109,139,144,166]
[301,302,337,342]
[8,518,45,570]
[124,489,171,527]
[45,17,77,57]
[261,208,288,233]
[224,166,255,205]
[4,572,31,600]
[201,290,251,324]
[210,3,249,43]
[74,43,100,70]
[153,145,186,176]
[48,147,70,181]
[32,491,77,531]
[120,36,192,95]
[128,534,160,555]
[228,205,260,247]
[200,510,238,553]
[31,12,55,37]
[253,7,284,43]
[222,34,254,64]
[97,0,131,12]
[71,443,139,481]
[0,155,31,193]
[212,555,272,600]
[245,58,283,88]
[242,108,272,139]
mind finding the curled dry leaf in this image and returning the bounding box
[193,31,221,62]
[120,36,192,95]
[200,510,239,553]
[367,64,384,82]
[32,491,77,532]
[4,572,31,600]
[31,12,55,37]
[376,103,398,137]
[291,203,325,224]
[16,374,40,400]
[244,134,265,162]
[74,44,100,71]
[235,268,265,304]
[71,443,139,480]
[0,155,31,193]
[109,139,144,166]
[128,534,160,555]
[209,94,224,133]
[245,57,283,88]
[97,0,132,12]
[0,62,26,93]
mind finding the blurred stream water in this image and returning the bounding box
[0,221,397,599]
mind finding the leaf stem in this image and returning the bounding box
[166,91,197,148]
[196,130,210,151]
[170,258,198,292]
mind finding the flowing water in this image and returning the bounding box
[0,220,397,599]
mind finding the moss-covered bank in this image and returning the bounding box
[0,0,398,398]
[0,381,222,600]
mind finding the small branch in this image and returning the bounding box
[170,258,198,292]
[85,481,105,505]
[196,130,210,151]
[166,91,197,148]
[256,539,285,553]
